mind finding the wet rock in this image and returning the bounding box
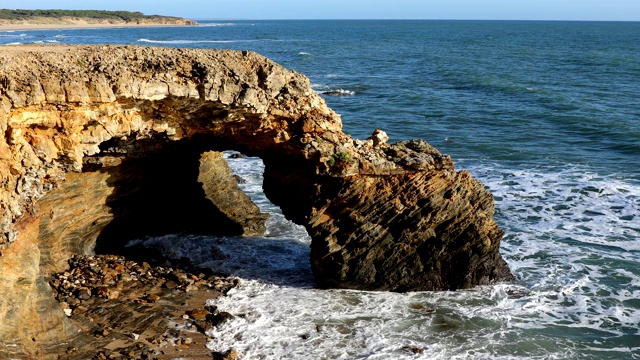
[75,288,92,300]
[49,255,238,306]
[402,345,426,354]
[163,280,179,290]
[208,311,235,327]
[167,270,189,285]
[213,348,240,360]
[43,254,238,359]
[93,329,110,338]
[146,293,161,302]
[96,287,120,300]
[187,308,209,320]
[412,305,435,314]
[73,305,88,315]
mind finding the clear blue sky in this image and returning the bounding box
[3,0,640,21]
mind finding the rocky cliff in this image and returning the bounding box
[0,44,512,357]
[0,16,198,27]
[0,10,198,27]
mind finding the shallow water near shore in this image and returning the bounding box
[5,20,639,358]
[134,153,640,359]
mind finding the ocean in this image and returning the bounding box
[3,20,639,359]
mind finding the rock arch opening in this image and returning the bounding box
[36,134,279,273]
[118,151,315,287]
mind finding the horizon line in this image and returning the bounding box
[191,18,640,23]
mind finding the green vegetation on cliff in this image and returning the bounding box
[0,9,180,21]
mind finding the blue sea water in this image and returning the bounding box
[3,21,639,359]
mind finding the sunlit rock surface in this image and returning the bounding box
[0,45,512,357]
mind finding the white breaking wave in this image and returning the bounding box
[131,155,640,359]
[198,23,239,27]
[138,38,263,44]
[467,164,640,252]
[311,83,356,96]
[320,89,356,96]
[310,83,329,91]
[137,38,290,45]
[0,33,27,38]
[324,74,342,78]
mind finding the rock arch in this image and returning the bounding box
[0,45,512,355]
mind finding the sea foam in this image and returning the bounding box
[131,155,640,359]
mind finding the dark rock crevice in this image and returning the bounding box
[93,144,246,253]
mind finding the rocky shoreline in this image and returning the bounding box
[0,13,197,31]
[48,253,238,359]
[0,45,512,358]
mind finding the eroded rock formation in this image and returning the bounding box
[0,45,512,356]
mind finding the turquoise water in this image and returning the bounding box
[4,21,639,359]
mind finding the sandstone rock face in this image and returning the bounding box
[199,151,269,236]
[264,139,512,291]
[0,45,512,355]
[0,15,199,27]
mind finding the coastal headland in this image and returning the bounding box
[0,44,512,358]
[0,9,198,31]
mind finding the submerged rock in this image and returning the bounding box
[0,45,512,356]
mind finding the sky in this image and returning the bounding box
[3,0,640,21]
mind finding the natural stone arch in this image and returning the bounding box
[0,45,512,356]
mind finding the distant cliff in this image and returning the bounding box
[0,9,198,26]
[0,45,512,357]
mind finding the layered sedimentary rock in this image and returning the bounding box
[266,139,512,291]
[0,45,512,356]
[0,14,198,28]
